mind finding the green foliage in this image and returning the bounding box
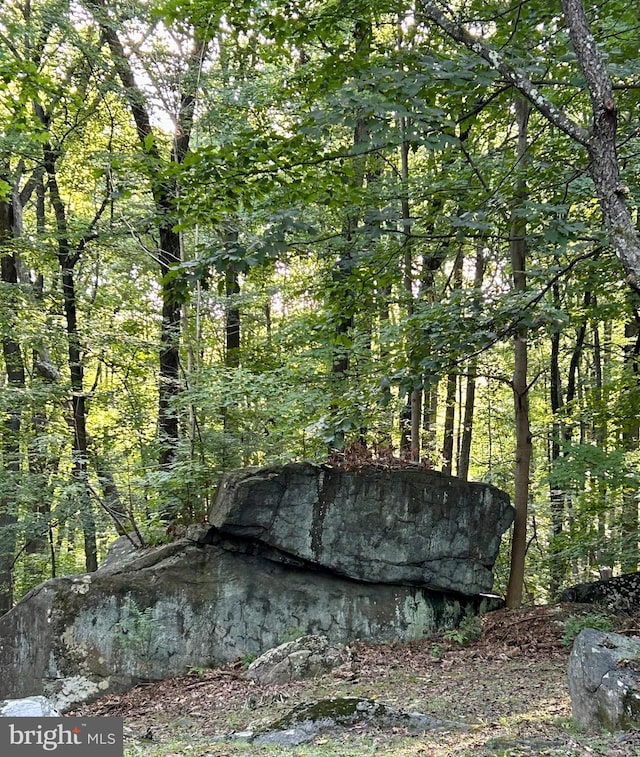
[561,613,615,647]
[429,643,443,659]
[443,613,482,646]
[116,597,164,661]
[2,0,640,608]
[279,627,305,644]
[240,653,257,669]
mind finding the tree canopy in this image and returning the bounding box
[1,0,639,610]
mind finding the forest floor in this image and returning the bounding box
[76,603,640,757]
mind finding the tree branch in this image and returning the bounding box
[418,0,640,291]
[417,2,591,146]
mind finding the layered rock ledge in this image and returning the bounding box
[210,462,514,595]
[0,463,513,710]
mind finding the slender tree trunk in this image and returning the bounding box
[26,173,55,556]
[591,319,610,571]
[398,121,422,460]
[423,379,439,461]
[548,289,566,597]
[330,19,371,451]
[0,176,24,612]
[622,311,640,572]
[506,97,532,609]
[225,270,241,369]
[87,1,205,483]
[458,245,485,481]
[441,251,463,474]
[548,282,592,593]
[42,137,98,572]
[441,372,457,475]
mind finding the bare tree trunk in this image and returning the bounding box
[622,312,640,572]
[506,97,532,609]
[220,223,242,468]
[225,273,241,367]
[458,245,485,481]
[548,283,592,592]
[86,0,205,485]
[398,119,422,461]
[441,251,463,475]
[441,372,457,476]
[0,174,25,612]
[42,135,98,572]
[548,291,567,597]
[330,19,371,451]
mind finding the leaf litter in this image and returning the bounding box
[73,603,640,756]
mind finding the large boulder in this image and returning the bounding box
[209,462,514,595]
[0,538,498,711]
[0,465,511,710]
[560,572,640,612]
[568,628,640,731]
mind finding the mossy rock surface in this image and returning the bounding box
[251,696,455,746]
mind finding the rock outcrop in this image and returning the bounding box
[210,462,513,595]
[560,572,640,612]
[0,463,512,711]
[568,628,640,731]
[246,696,458,746]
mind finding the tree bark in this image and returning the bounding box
[458,245,485,481]
[330,19,371,451]
[441,372,457,476]
[548,287,591,594]
[621,312,640,572]
[441,251,463,475]
[85,0,205,480]
[42,135,98,573]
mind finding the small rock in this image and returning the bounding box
[245,635,352,685]
[0,696,61,717]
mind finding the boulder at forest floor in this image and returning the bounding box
[568,627,640,731]
[0,463,511,710]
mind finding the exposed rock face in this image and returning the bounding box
[0,538,499,711]
[568,628,640,731]
[245,635,352,685]
[0,464,511,711]
[560,572,640,612]
[210,463,514,595]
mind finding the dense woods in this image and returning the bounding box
[1,0,639,612]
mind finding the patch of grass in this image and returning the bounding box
[279,626,305,643]
[98,606,640,757]
[429,642,444,658]
[241,652,257,669]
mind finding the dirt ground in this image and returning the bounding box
[74,604,640,756]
